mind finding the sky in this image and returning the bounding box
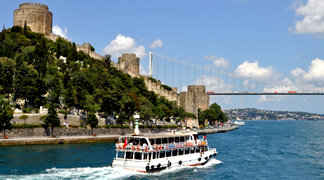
[1,0,324,114]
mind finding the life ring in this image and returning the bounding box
[117,146,121,151]
[145,147,148,152]
[122,146,126,150]
[131,146,136,151]
[190,142,193,146]
[158,145,161,150]
[136,145,141,151]
[198,142,202,146]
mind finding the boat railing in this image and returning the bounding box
[115,139,208,151]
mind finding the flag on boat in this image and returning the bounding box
[123,137,128,148]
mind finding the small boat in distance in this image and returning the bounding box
[233,121,245,125]
[111,116,218,173]
[233,117,245,125]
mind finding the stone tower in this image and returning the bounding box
[14,2,52,36]
[118,53,140,77]
[179,85,210,127]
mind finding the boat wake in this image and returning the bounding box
[1,159,222,180]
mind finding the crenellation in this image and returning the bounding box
[14,2,52,35]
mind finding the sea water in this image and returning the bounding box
[1,120,324,179]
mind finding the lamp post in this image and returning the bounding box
[134,113,140,135]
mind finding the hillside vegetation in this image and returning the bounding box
[0,26,196,125]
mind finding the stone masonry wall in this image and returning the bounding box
[2,127,168,137]
[118,53,140,77]
[14,2,52,36]
[143,77,179,103]
[11,114,106,126]
[179,85,210,127]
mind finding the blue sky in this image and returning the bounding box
[1,0,324,114]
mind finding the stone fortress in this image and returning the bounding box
[14,2,52,36]
[12,2,210,128]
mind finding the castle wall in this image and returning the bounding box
[11,114,106,126]
[143,77,179,103]
[76,43,104,60]
[118,54,140,77]
[179,85,210,127]
[14,2,52,36]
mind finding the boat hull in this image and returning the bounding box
[112,148,217,173]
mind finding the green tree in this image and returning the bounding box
[19,114,29,125]
[43,104,60,137]
[87,112,98,135]
[0,57,15,97]
[0,96,13,138]
[13,62,39,107]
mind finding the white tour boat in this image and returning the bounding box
[111,115,217,173]
[233,120,245,125]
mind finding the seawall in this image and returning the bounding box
[0,126,238,146]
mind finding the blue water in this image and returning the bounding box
[1,121,324,179]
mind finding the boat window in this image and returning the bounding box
[140,138,148,146]
[193,134,198,140]
[156,151,159,159]
[172,149,178,156]
[166,150,171,157]
[160,151,165,158]
[153,152,157,159]
[185,148,190,154]
[180,136,184,142]
[195,147,200,153]
[148,152,151,160]
[168,137,174,144]
[149,139,154,145]
[117,151,125,158]
[134,152,142,160]
[162,138,167,144]
[175,137,179,143]
[143,153,147,160]
[179,149,184,156]
[201,147,204,152]
[190,147,195,154]
[126,152,133,159]
[205,146,208,151]
[130,138,139,146]
[156,138,161,145]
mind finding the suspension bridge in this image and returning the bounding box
[147,52,324,96]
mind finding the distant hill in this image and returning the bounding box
[224,108,324,120]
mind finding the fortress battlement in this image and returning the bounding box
[19,2,48,10]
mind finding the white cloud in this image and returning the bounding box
[140,64,149,76]
[103,34,146,59]
[234,61,276,80]
[150,39,163,49]
[293,0,324,34]
[303,58,324,84]
[205,55,229,68]
[52,25,68,39]
[291,67,305,78]
[195,75,234,93]
[257,95,285,102]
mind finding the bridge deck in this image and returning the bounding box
[207,93,324,95]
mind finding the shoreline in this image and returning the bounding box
[0,125,238,146]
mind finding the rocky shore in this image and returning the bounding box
[0,125,238,146]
